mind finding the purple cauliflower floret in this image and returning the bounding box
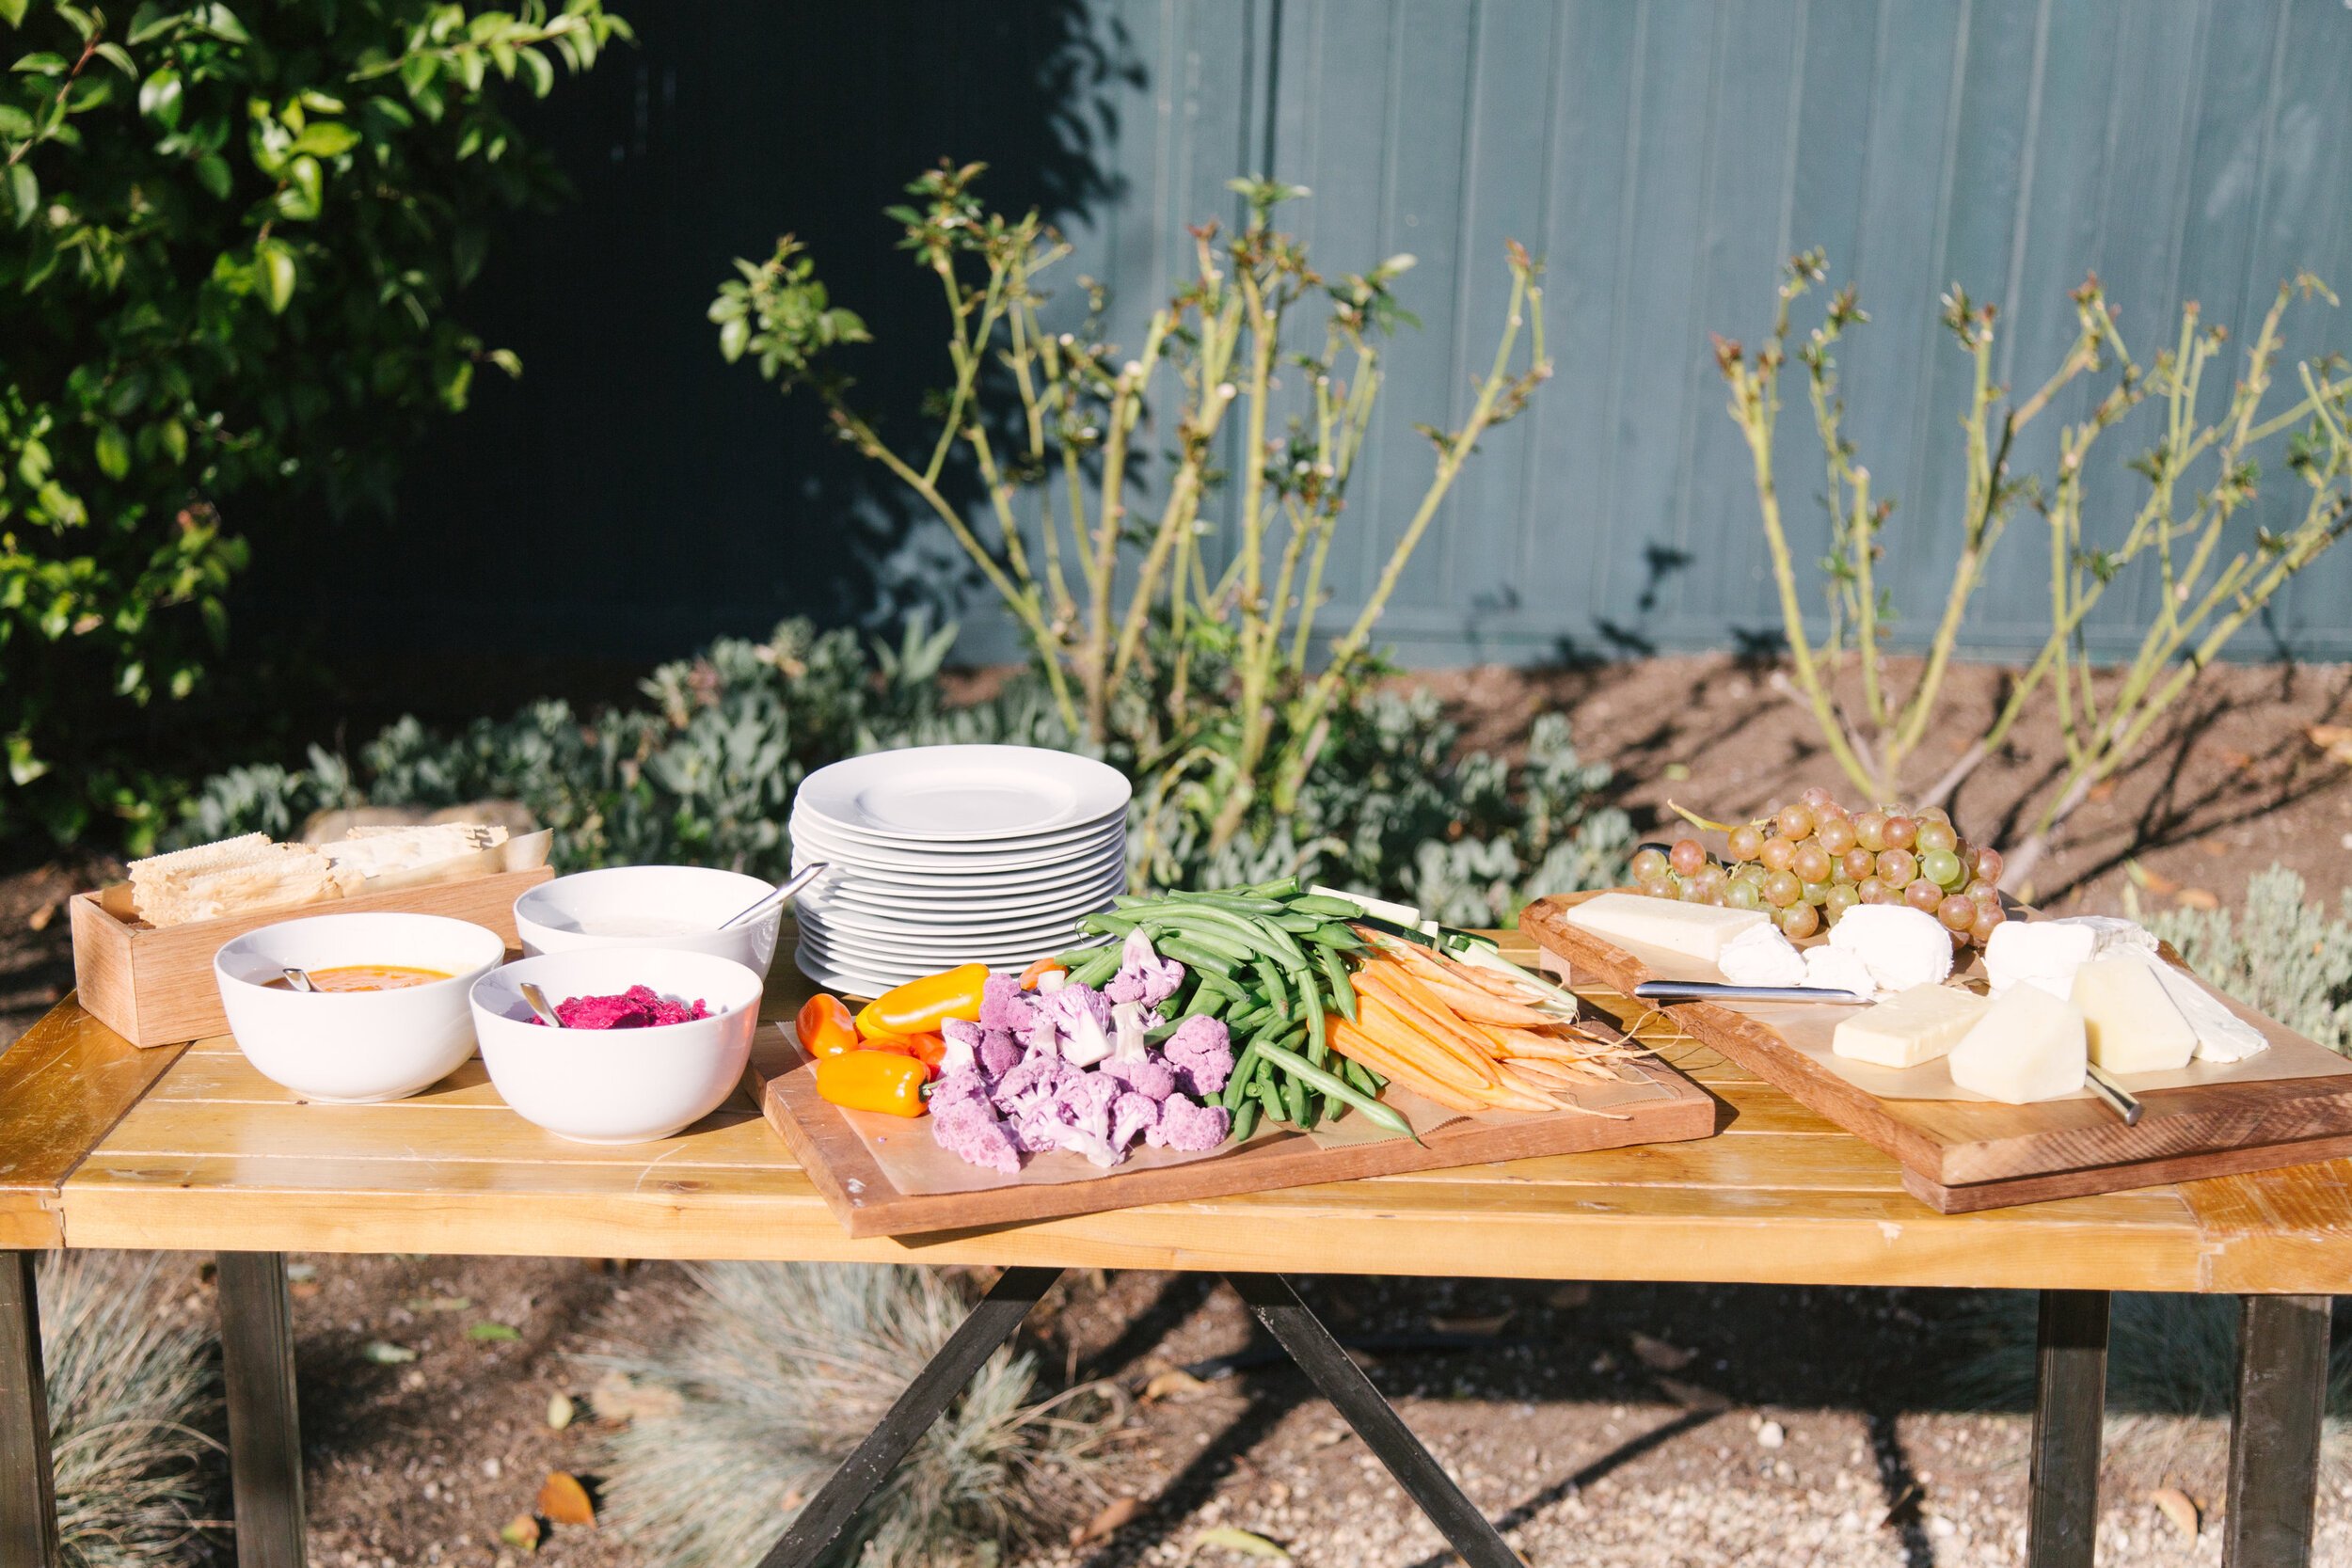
[1047,1121,1122,1168]
[977,1029,1025,1079]
[1011,1096,1073,1154]
[1101,1054,1177,1101]
[1110,1089,1160,1150]
[993,1051,1077,1113]
[1015,1009,1060,1059]
[1163,1014,1236,1098]
[931,1097,1021,1175]
[1052,1071,1121,1142]
[1106,928,1186,1009]
[977,974,1039,1033]
[939,1018,983,1076]
[1146,1093,1232,1152]
[929,1067,992,1114]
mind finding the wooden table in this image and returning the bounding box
[0,932,2341,1567]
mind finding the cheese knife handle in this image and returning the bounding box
[2084,1063,2144,1127]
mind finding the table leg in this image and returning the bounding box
[216,1252,308,1568]
[754,1266,1062,1568]
[2026,1288,2108,1568]
[2224,1294,2329,1568]
[1228,1273,1520,1568]
[0,1252,61,1568]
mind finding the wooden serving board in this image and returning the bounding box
[755,1031,1717,1240]
[1522,891,2352,1212]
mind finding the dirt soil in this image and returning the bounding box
[135,1255,2352,1567]
[9,652,2352,1565]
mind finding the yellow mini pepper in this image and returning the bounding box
[854,961,989,1039]
[816,1050,931,1118]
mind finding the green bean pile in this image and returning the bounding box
[1057,879,1413,1140]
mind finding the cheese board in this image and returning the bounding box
[1523,889,2352,1212]
[754,1023,1716,1239]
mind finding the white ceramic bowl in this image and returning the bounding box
[214,913,507,1103]
[514,865,781,977]
[469,948,762,1144]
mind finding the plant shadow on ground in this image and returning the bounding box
[1051,1275,2062,1567]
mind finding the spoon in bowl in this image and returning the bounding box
[517,982,565,1029]
[281,967,317,992]
[719,862,829,931]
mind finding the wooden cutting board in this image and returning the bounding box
[754,1028,1717,1239]
[1522,891,2352,1212]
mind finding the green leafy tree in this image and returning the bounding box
[0,0,628,842]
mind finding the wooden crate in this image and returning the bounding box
[70,866,552,1049]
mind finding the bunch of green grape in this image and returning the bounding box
[1628,786,2008,946]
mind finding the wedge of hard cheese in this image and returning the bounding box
[1562,893,1768,966]
[1949,985,2087,1104]
[2071,955,2197,1074]
[1832,983,1990,1069]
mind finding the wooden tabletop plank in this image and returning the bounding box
[0,996,186,1247]
[58,1149,2219,1288]
[8,930,2350,1290]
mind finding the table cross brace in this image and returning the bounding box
[754,1269,1520,1568]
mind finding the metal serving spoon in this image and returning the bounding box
[719,861,828,931]
[281,967,316,992]
[517,981,564,1029]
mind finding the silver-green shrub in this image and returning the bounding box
[174,620,1632,923]
[2132,865,2352,1053]
[589,1263,1120,1567]
[41,1253,221,1568]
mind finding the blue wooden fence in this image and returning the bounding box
[286,0,2352,668]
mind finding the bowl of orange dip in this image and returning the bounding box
[214,912,506,1102]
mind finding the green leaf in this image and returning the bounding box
[137,67,180,122]
[194,153,230,198]
[92,40,134,77]
[0,0,28,29]
[12,52,69,76]
[519,46,553,96]
[1194,1528,1291,1561]
[291,120,359,157]
[6,163,33,225]
[93,423,129,479]
[360,1340,416,1365]
[255,238,294,312]
[201,2,248,43]
[465,1322,520,1342]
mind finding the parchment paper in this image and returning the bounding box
[1563,927,2352,1104]
[778,1026,1679,1196]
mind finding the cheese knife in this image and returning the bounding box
[1632,980,1872,1006]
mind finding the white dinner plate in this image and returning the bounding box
[795,945,1016,996]
[793,919,1088,964]
[795,895,1114,943]
[799,878,1123,930]
[789,820,1124,875]
[793,745,1131,843]
[789,810,1124,864]
[791,839,1127,893]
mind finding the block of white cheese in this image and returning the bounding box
[1717,924,1806,987]
[1827,905,1953,993]
[1948,985,2088,1103]
[1563,893,1768,966]
[2140,955,2269,1063]
[1804,945,1880,997]
[2071,954,2198,1074]
[1833,983,1991,1069]
[1984,920,2099,999]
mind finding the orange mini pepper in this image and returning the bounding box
[854,962,989,1039]
[1017,957,1067,989]
[795,994,861,1059]
[898,1031,948,1070]
[816,1050,931,1117]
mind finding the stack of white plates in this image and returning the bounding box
[789,745,1130,994]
